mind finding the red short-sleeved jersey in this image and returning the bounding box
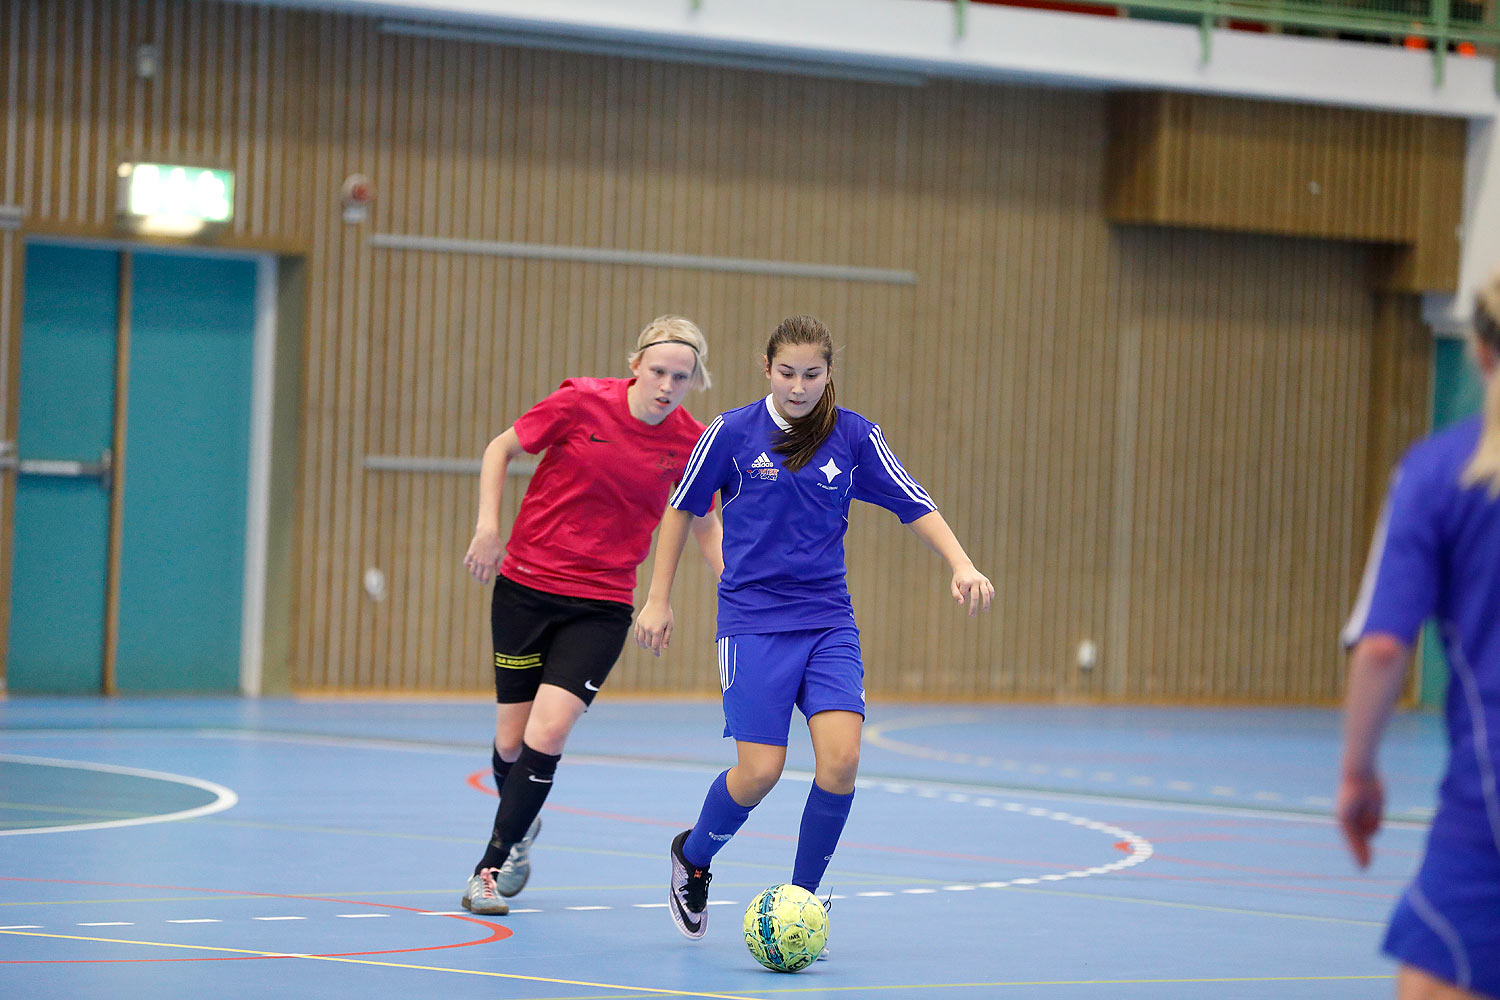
[499,376,707,605]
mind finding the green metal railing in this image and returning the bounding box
[951,0,1500,88]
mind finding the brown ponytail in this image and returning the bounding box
[1462,267,1500,496]
[766,315,838,473]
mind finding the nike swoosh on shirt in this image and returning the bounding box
[590,433,612,443]
[528,775,553,784]
[583,680,600,691]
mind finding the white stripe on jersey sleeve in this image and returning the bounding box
[670,415,725,508]
[870,426,936,509]
[1339,474,1397,647]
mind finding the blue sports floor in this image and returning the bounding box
[0,696,1443,999]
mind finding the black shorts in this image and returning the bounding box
[490,574,633,706]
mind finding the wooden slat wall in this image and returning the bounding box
[1106,92,1464,293]
[1113,229,1429,702]
[0,0,1439,702]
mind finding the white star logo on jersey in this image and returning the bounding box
[750,452,775,469]
[819,458,842,482]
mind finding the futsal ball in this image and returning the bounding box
[742,883,828,973]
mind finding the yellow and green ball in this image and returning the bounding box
[742,883,828,973]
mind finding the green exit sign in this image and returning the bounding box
[117,162,234,228]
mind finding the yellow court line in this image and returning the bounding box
[718,974,1392,994]
[0,800,151,818]
[0,929,763,1000]
[0,929,1392,996]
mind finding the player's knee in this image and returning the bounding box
[523,728,568,756]
[736,761,784,801]
[522,715,577,755]
[816,746,860,790]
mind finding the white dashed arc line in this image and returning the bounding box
[0,787,1152,932]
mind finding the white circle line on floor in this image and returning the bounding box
[0,754,238,837]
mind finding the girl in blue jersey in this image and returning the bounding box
[1340,270,1500,1000]
[635,314,994,942]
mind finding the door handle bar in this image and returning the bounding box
[0,447,113,490]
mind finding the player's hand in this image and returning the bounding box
[1336,771,1384,869]
[634,600,674,656]
[463,529,503,583]
[950,565,994,617]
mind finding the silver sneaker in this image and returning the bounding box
[461,867,509,915]
[668,829,711,939]
[494,815,541,897]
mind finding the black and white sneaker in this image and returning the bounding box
[668,829,711,939]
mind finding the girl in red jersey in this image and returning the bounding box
[459,316,723,915]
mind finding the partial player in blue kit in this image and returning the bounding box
[634,314,994,943]
[1339,268,1500,999]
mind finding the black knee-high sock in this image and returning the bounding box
[492,744,513,791]
[477,743,519,875]
[475,743,560,872]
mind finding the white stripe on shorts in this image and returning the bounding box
[717,637,736,692]
[1406,881,1472,988]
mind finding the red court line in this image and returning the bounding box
[0,875,509,964]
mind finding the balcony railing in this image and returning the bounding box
[951,0,1500,88]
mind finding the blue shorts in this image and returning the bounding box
[716,626,865,746]
[1383,830,1500,996]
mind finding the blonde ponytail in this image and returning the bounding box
[1461,266,1500,495]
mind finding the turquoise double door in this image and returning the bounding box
[7,243,258,693]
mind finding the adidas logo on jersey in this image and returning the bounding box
[749,451,779,481]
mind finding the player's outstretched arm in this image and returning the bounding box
[635,505,695,655]
[906,511,994,617]
[1337,633,1410,869]
[463,427,528,583]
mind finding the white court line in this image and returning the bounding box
[9,726,1414,828]
[0,754,237,836]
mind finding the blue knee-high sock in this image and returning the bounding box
[682,770,753,868]
[792,781,854,893]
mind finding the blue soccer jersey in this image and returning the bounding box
[671,395,937,637]
[1343,415,1500,851]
